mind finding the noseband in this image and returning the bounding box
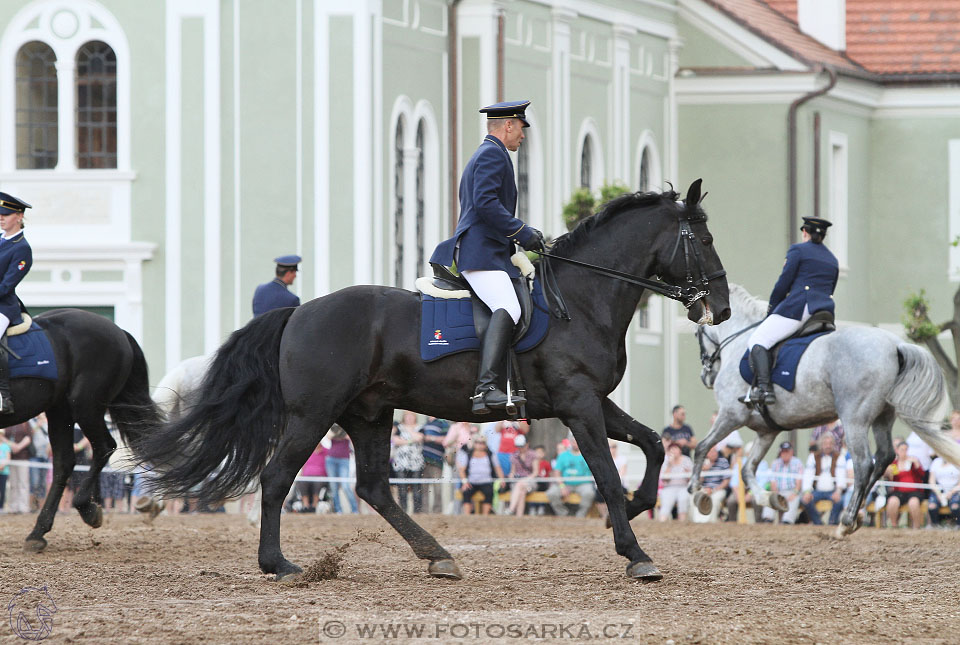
[696,321,761,382]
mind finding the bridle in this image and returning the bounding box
[534,206,727,315]
[696,321,760,387]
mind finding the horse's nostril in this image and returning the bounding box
[719,307,731,322]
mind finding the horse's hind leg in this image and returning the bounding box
[343,411,461,579]
[257,414,325,581]
[839,407,895,536]
[25,405,74,552]
[71,405,117,528]
[601,398,663,521]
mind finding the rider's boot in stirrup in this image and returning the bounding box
[0,335,14,414]
[749,344,776,405]
[471,309,526,415]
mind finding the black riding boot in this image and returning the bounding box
[749,345,776,405]
[0,337,13,414]
[471,309,526,415]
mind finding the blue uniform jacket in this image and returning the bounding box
[768,241,839,320]
[252,278,300,316]
[0,232,31,324]
[430,135,533,277]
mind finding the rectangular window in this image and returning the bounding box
[634,294,662,345]
[950,140,960,280]
[827,131,848,270]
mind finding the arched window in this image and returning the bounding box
[393,117,405,287]
[75,41,117,169]
[639,147,651,192]
[580,136,592,189]
[517,139,529,221]
[415,119,426,275]
[15,41,58,169]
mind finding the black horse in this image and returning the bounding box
[134,180,730,582]
[9,309,161,552]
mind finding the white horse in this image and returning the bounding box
[691,284,960,536]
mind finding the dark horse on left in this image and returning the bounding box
[134,180,730,582]
[12,310,161,552]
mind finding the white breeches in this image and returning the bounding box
[0,312,10,337]
[747,304,811,349]
[462,270,521,324]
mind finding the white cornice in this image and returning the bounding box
[31,241,156,262]
[677,0,807,71]
[526,0,677,40]
[675,72,819,104]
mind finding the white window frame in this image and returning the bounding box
[576,118,605,193]
[633,294,663,345]
[827,131,849,273]
[635,130,663,193]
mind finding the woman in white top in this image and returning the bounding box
[928,455,960,527]
[658,443,693,522]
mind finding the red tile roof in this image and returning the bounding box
[750,1,960,75]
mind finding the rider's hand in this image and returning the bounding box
[520,227,545,252]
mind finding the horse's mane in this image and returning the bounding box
[550,189,680,255]
[728,283,769,322]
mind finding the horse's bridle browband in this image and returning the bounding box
[696,321,761,375]
[535,211,726,310]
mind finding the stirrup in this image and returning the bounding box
[0,392,14,415]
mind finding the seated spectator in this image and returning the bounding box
[810,419,844,454]
[661,405,696,456]
[928,453,960,527]
[950,410,960,444]
[906,431,934,473]
[884,438,925,529]
[546,438,596,517]
[297,440,329,513]
[800,433,847,525]
[506,435,537,516]
[762,441,803,523]
[457,437,503,515]
[691,446,729,523]
[658,442,692,522]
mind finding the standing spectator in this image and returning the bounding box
[905,431,934,473]
[457,436,503,515]
[391,411,425,513]
[928,453,960,527]
[546,438,596,517]
[800,433,847,525]
[481,422,502,456]
[762,441,804,523]
[28,414,49,509]
[4,423,31,513]
[884,439,925,529]
[495,420,528,477]
[506,435,537,516]
[419,416,449,514]
[0,433,10,511]
[298,441,329,513]
[325,425,358,514]
[691,446,729,523]
[251,255,301,316]
[661,405,696,456]
[658,443,693,522]
[810,419,844,453]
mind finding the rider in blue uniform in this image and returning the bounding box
[746,217,838,405]
[430,100,544,414]
[0,192,33,413]
[252,255,302,316]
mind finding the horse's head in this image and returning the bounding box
[654,179,730,326]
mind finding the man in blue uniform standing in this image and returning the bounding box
[252,255,302,316]
[430,100,544,414]
[746,217,839,404]
[0,192,33,413]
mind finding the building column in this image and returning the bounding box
[550,7,574,234]
[612,25,634,185]
[54,60,76,171]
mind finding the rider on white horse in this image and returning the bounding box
[746,217,838,405]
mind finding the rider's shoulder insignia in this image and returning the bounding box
[17,260,26,271]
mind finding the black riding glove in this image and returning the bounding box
[520,227,545,252]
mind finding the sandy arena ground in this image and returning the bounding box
[1,511,959,644]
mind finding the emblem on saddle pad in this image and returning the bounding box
[428,329,449,347]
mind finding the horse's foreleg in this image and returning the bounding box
[600,398,663,520]
[25,406,74,552]
[70,408,117,528]
[687,410,746,515]
[257,415,325,581]
[344,412,461,580]
[562,398,661,582]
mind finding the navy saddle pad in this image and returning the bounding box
[739,331,829,393]
[9,323,58,381]
[420,279,550,362]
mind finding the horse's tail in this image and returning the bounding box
[131,307,296,503]
[887,342,960,467]
[107,331,163,445]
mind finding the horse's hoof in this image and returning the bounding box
[626,561,663,583]
[428,559,463,580]
[693,491,713,515]
[770,493,788,512]
[134,497,157,513]
[834,524,850,539]
[23,537,47,553]
[78,504,103,529]
[149,500,165,520]
[276,570,305,585]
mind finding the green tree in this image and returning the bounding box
[561,182,633,231]
[903,288,960,409]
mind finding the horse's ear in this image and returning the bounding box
[685,179,703,206]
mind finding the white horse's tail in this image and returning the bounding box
[888,343,960,467]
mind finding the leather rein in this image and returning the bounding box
[697,321,761,378]
[533,214,727,319]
